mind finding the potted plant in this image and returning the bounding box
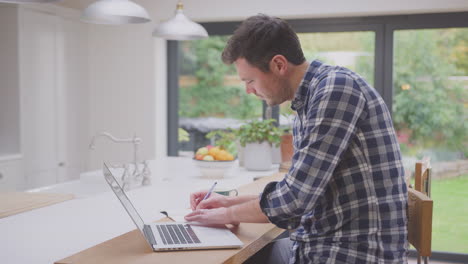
[279,112,295,164]
[236,119,282,171]
[280,128,294,162]
[205,129,237,156]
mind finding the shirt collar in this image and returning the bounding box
[291,60,323,111]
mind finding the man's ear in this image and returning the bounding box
[270,55,288,75]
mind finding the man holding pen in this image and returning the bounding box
[185,14,408,264]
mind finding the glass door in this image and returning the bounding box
[393,27,468,254]
[280,31,376,127]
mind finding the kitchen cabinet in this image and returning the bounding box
[0,5,20,159]
[0,156,23,191]
[20,8,59,188]
[0,5,22,189]
[0,4,88,189]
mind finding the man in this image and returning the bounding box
[185,14,408,264]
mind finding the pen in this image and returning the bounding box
[202,181,218,201]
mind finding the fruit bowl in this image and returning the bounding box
[192,158,236,178]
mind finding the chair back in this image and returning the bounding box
[415,157,432,197]
[407,187,433,257]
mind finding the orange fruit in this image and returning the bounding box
[226,153,234,160]
[208,147,221,157]
[215,150,227,160]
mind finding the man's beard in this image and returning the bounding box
[265,79,290,106]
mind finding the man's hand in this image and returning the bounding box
[187,196,269,224]
[184,207,239,225]
[190,191,231,210]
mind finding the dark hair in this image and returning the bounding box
[222,14,305,72]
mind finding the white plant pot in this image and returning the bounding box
[244,142,272,171]
[236,141,245,167]
[271,145,281,164]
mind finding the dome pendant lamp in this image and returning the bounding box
[81,0,151,25]
[153,1,208,41]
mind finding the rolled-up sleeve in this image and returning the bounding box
[260,73,367,229]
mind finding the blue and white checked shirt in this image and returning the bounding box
[260,60,408,263]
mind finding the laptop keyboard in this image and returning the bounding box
[156,224,201,245]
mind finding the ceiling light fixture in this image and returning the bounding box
[81,0,151,25]
[152,1,208,41]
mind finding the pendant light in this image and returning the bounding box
[0,0,62,3]
[81,0,151,25]
[153,2,208,41]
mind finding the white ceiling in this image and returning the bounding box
[56,0,96,9]
[54,0,468,23]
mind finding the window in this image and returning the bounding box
[177,36,262,155]
[393,27,468,254]
[280,31,376,126]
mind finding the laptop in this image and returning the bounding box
[103,163,244,251]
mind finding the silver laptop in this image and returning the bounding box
[103,163,244,251]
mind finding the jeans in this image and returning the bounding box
[244,236,293,264]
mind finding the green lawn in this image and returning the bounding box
[430,174,468,253]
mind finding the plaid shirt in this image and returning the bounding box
[260,60,408,263]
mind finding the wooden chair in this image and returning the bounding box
[407,184,433,264]
[414,157,432,197]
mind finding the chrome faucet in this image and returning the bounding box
[89,132,150,188]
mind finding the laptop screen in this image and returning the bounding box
[103,163,145,232]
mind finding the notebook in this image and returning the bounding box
[103,163,244,251]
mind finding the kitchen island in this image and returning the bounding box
[0,157,279,264]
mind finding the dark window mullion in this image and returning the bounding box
[382,24,395,114]
[263,102,279,124]
[374,24,385,101]
[167,40,179,156]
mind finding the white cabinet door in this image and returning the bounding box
[0,158,24,191]
[20,9,59,188]
[56,18,88,183]
[0,6,21,157]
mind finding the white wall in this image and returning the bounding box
[87,23,156,169]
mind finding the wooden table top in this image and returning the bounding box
[55,172,286,264]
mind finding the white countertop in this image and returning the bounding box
[0,157,279,264]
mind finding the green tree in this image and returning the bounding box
[355,32,375,85]
[298,32,375,85]
[393,29,467,155]
[179,36,261,119]
[451,28,468,75]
